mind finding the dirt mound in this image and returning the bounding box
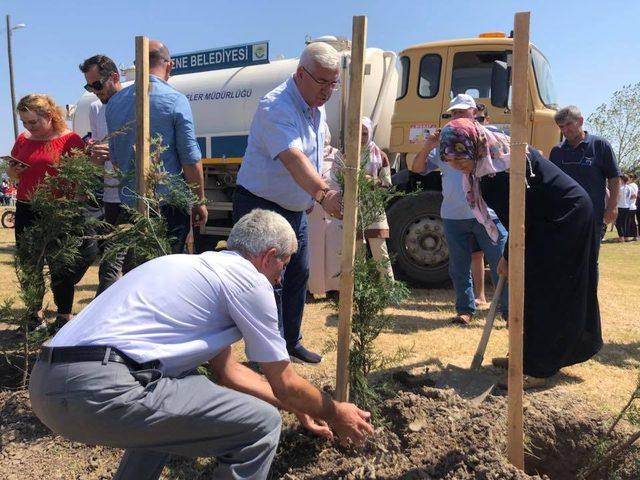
[272,387,640,480]
[1,386,638,479]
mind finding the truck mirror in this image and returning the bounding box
[491,60,510,109]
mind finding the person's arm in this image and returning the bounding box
[601,139,621,225]
[182,162,208,226]
[279,148,342,218]
[173,95,209,226]
[207,348,332,439]
[88,107,109,165]
[222,284,372,444]
[259,360,373,445]
[605,176,621,224]
[410,131,440,174]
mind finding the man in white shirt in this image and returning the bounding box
[29,209,372,480]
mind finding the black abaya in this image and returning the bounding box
[479,148,602,378]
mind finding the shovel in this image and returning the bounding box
[434,275,507,404]
[470,275,506,370]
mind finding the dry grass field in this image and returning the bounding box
[0,215,637,413]
[0,213,638,479]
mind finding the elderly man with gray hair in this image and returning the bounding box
[233,42,343,364]
[550,105,621,253]
[29,209,373,480]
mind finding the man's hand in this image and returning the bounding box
[322,190,343,219]
[604,206,618,225]
[192,203,208,227]
[295,412,333,440]
[327,402,373,446]
[497,257,508,277]
[88,142,109,165]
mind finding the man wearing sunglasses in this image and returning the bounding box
[233,42,343,365]
[79,55,126,297]
[106,40,207,257]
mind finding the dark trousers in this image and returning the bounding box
[627,209,638,238]
[615,208,630,238]
[96,204,190,296]
[232,186,309,349]
[15,201,99,315]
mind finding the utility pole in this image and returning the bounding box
[6,15,26,140]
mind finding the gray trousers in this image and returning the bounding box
[28,359,281,480]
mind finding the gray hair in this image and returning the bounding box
[227,209,297,258]
[554,105,582,123]
[299,42,340,71]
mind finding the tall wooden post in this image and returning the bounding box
[135,36,150,215]
[335,16,367,403]
[507,11,531,470]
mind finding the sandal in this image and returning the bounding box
[451,313,473,325]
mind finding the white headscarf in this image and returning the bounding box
[361,116,383,179]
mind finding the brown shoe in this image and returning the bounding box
[451,313,473,325]
[491,356,509,369]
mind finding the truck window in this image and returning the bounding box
[532,47,559,108]
[397,56,410,100]
[450,51,507,99]
[417,54,441,99]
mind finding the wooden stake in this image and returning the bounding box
[507,11,531,471]
[335,16,367,403]
[135,36,150,215]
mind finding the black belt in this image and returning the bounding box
[39,346,159,371]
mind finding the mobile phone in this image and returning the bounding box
[1,155,29,168]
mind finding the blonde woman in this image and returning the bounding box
[8,94,86,330]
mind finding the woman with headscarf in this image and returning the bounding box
[440,118,602,389]
[359,117,394,280]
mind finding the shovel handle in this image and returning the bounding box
[470,275,506,370]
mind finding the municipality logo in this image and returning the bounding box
[252,43,267,61]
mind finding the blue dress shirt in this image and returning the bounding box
[237,76,325,212]
[106,75,201,205]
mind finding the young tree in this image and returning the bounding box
[587,82,640,171]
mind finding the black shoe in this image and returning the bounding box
[288,344,322,365]
[48,315,69,334]
[17,315,48,333]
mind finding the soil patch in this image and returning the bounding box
[0,382,639,479]
[271,387,640,480]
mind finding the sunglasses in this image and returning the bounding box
[84,78,110,92]
[475,116,486,122]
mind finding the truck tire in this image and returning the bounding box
[387,191,449,287]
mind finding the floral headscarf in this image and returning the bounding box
[439,118,511,241]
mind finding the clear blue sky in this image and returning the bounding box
[1,0,639,155]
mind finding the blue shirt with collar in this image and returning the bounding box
[106,75,201,206]
[420,147,498,220]
[549,132,620,222]
[237,76,325,212]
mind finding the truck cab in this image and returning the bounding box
[386,33,560,286]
